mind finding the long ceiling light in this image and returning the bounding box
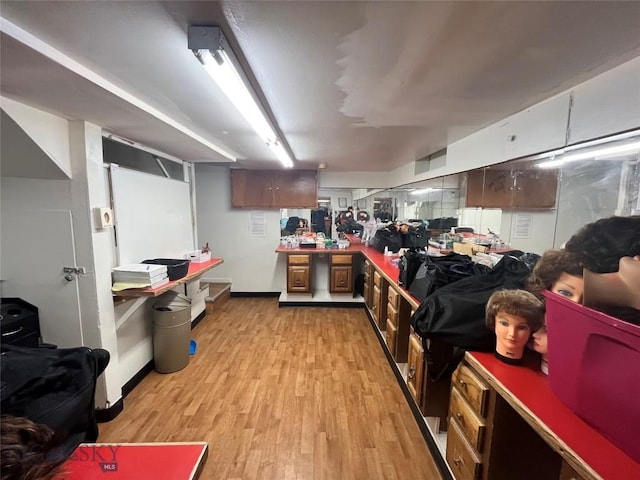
[537,141,640,169]
[188,26,294,168]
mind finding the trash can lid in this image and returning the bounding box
[153,292,191,310]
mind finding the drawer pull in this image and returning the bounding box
[453,457,463,466]
[458,379,467,388]
[456,412,464,424]
[408,365,416,380]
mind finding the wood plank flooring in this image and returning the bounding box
[99,298,441,479]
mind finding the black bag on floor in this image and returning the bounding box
[0,344,110,457]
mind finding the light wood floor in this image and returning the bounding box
[99,297,441,480]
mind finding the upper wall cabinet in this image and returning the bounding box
[465,163,558,209]
[231,169,318,208]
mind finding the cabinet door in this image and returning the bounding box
[372,284,383,329]
[231,170,274,207]
[407,333,425,405]
[513,169,558,208]
[385,319,398,358]
[480,169,514,208]
[287,266,310,293]
[465,169,486,207]
[330,266,352,293]
[273,170,317,208]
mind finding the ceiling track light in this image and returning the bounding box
[188,25,294,168]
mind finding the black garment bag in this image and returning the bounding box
[1,344,110,457]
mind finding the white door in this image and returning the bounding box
[1,210,83,347]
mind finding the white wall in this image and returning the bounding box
[195,164,284,292]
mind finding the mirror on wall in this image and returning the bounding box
[279,129,638,254]
[359,129,637,253]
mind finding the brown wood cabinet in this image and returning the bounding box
[386,285,411,363]
[231,169,318,208]
[372,270,388,331]
[287,254,311,293]
[329,254,353,293]
[446,359,562,480]
[407,331,425,405]
[465,167,558,208]
[363,260,373,310]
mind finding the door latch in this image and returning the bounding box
[63,267,86,275]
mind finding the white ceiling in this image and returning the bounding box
[1,1,639,173]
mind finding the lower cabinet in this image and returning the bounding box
[447,360,563,479]
[287,254,311,293]
[407,331,425,405]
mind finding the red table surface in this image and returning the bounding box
[470,352,640,479]
[60,443,208,480]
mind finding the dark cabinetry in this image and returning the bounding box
[466,167,558,208]
[231,169,318,208]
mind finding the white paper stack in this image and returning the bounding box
[112,264,169,289]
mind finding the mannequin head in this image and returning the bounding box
[526,249,584,301]
[486,290,544,364]
[564,215,640,273]
[526,250,584,369]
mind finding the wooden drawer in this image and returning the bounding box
[288,254,310,265]
[331,254,352,265]
[449,387,485,450]
[386,302,398,328]
[387,286,400,309]
[446,418,481,480]
[453,364,489,418]
[373,270,382,288]
[385,319,397,357]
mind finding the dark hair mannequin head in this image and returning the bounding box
[564,215,640,273]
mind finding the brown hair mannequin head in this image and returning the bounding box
[486,290,544,365]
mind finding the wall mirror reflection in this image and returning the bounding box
[350,128,638,255]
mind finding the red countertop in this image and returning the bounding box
[61,442,208,479]
[467,351,640,479]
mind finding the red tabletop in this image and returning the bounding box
[468,352,640,479]
[61,442,208,480]
[113,258,224,298]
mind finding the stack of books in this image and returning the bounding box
[112,264,170,291]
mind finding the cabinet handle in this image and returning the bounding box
[456,412,464,424]
[408,365,416,380]
[458,379,466,388]
[453,457,463,467]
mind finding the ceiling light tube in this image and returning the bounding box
[536,140,640,168]
[188,26,294,168]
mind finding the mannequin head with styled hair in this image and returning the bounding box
[564,215,640,274]
[486,290,544,365]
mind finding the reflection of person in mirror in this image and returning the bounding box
[485,290,544,366]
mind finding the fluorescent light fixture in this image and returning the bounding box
[410,188,441,195]
[537,141,640,168]
[188,26,294,168]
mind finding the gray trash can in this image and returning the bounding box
[152,292,191,373]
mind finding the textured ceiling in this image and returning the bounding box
[1,1,639,173]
